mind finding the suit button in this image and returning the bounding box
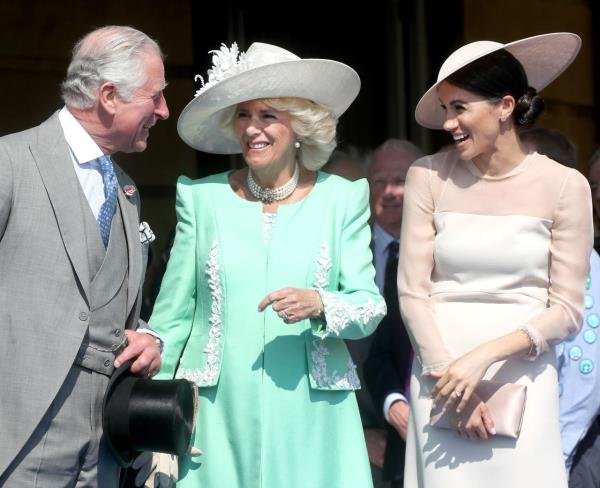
[104,360,111,367]
[79,312,89,321]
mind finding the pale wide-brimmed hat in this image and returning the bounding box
[415,32,581,129]
[177,42,361,153]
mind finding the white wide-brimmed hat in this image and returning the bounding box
[415,32,581,129]
[177,42,361,153]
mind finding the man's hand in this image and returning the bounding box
[388,400,410,440]
[364,428,386,468]
[114,330,161,377]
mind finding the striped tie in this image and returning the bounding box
[96,155,118,248]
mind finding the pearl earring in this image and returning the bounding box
[294,141,301,149]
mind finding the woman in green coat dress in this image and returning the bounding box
[143,41,386,488]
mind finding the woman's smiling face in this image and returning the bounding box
[438,80,504,164]
[234,99,296,170]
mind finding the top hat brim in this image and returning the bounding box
[177,59,360,153]
[102,362,198,468]
[102,360,137,467]
[415,32,581,129]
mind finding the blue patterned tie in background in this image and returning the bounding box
[97,155,118,247]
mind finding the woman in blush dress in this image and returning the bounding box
[399,33,592,487]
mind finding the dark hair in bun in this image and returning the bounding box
[446,48,544,127]
[513,87,545,127]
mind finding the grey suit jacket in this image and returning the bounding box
[0,112,147,475]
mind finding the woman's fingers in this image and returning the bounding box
[430,372,449,399]
[429,370,444,380]
[456,402,495,441]
[257,288,293,311]
[434,380,472,414]
[439,385,462,412]
[480,403,496,436]
[466,414,488,440]
[433,373,476,413]
[271,299,290,313]
[433,379,478,417]
[257,292,277,311]
[258,288,320,323]
[455,384,475,413]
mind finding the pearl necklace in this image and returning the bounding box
[247,163,300,204]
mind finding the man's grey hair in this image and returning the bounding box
[61,25,163,110]
[366,138,424,173]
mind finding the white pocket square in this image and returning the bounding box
[139,221,156,244]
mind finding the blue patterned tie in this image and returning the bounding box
[96,155,118,248]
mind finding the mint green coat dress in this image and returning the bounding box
[150,171,386,487]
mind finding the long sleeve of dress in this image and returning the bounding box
[149,176,198,380]
[398,160,454,375]
[314,179,386,340]
[521,169,593,356]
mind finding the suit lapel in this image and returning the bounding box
[114,165,142,313]
[30,114,91,303]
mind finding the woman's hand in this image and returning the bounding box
[258,288,323,324]
[450,391,496,440]
[430,345,493,414]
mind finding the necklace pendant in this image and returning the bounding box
[247,163,300,204]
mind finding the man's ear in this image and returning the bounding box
[98,82,118,115]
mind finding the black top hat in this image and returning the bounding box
[102,361,198,467]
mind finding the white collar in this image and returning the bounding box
[58,107,104,165]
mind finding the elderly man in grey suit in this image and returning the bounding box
[0,25,169,487]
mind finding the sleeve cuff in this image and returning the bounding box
[383,392,408,423]
[519,325,544,360]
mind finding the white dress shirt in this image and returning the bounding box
[58,107,107,219]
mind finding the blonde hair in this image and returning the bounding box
[222,97,338,170]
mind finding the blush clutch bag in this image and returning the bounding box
[429,380,527,439]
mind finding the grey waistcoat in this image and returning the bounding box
[74,189,129,376]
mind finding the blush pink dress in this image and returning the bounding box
[398,150,592,487]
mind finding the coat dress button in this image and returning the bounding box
[79,312,89,321]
